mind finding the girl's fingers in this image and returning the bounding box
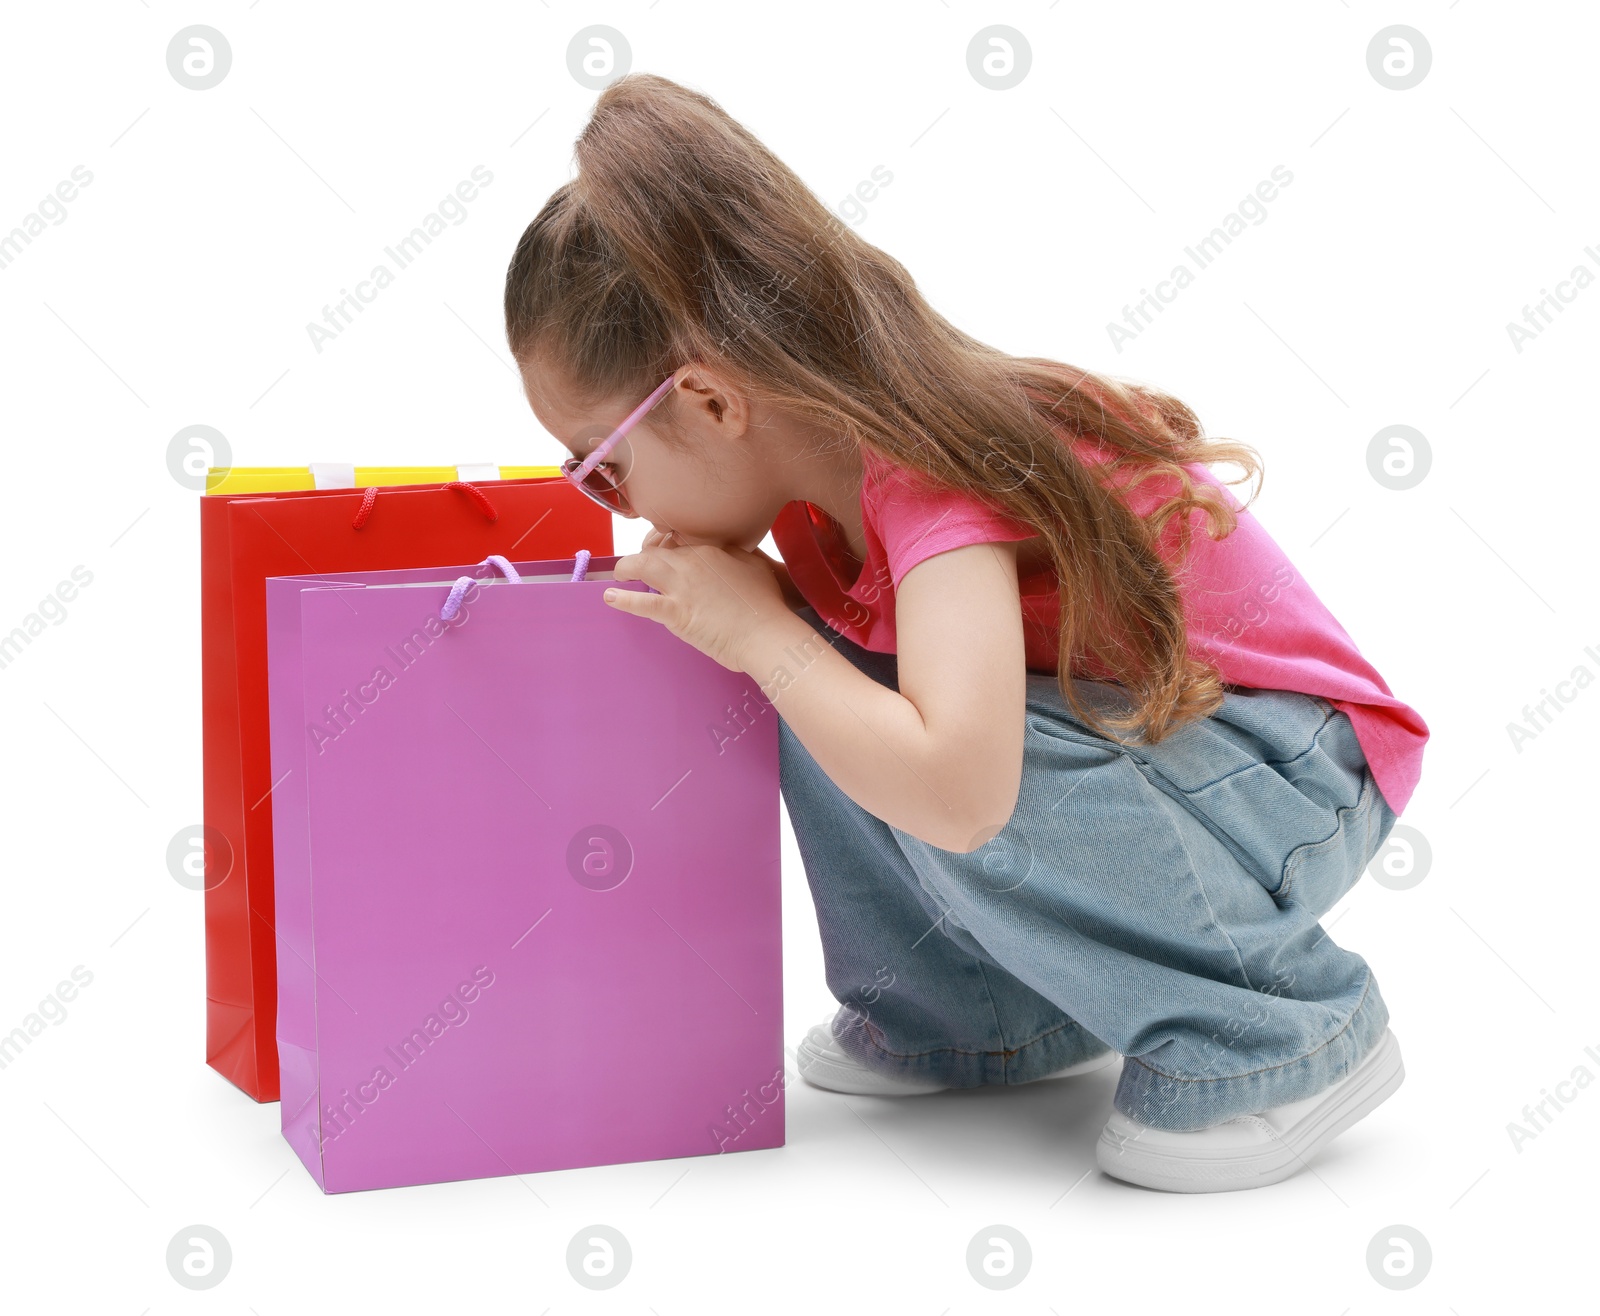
[603,585,662,620]
[613,545,678,590]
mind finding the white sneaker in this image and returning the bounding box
[1095,1028,1405,1193]
[796,1019,1118,1096]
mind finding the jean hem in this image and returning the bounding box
[832,1010,1115,1088]
[1111,970,1391,1131]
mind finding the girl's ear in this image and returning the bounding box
[676,363,749,436]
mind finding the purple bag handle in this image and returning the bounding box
[439,550,592,621]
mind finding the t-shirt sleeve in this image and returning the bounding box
[868,459,1038,590]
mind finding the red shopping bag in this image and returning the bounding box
[202,478,609,1101]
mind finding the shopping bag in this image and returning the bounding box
[265,553,783,1191]
[203,463,556,496]
[202,472,605,1102]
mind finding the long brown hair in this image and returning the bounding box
[503,73,1262,744]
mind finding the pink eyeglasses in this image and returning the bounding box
[560,372,678,518]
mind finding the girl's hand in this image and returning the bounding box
[605,537,794,672]
[642,526,806,611]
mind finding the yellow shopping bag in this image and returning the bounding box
[204,463,560,495]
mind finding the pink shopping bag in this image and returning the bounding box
[265,553,784,1193]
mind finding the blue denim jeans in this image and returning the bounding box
[778,606,1399,1132]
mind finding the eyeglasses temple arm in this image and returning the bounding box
[570,373,678,482]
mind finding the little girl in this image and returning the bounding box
[503,74,1427,1194]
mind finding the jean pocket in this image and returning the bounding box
[1277,769,1382,917]
[1022,713,1134,770]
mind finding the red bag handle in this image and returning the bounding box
[351,481,499,531]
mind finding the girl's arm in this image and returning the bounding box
[741,540,1028,852]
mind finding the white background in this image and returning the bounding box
[1,1,1595,1310]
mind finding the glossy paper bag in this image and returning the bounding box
[265,554,783,1191]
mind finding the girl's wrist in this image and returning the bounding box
[739,609,823,698]
[753,548,807,612]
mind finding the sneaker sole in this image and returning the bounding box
[1095,1029,1405,1193]
[795,1027,948,1095]
[797,1026,1118,1097]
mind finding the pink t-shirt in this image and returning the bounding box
[769,444,1428,813]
